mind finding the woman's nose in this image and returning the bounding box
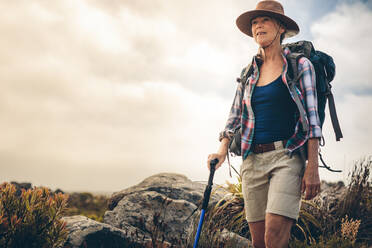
[256,21,264,29]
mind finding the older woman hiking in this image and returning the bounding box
[207,1,322,247]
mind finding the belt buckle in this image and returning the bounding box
[257,144,263,153]
[259,144,264,153]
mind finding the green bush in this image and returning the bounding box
[0,182,68,248]
[63,192,108,222]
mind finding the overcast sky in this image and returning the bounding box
[1,0,372,193]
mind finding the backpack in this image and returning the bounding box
[230,40,343,172]
[285,40,342,141]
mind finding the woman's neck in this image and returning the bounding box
[259,42,283,62]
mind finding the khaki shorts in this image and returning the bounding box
[240,141,305,222]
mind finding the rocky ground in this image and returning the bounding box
[59,173,346,248]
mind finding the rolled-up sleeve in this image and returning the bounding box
[219,82,244,141]
[298,57,322,139]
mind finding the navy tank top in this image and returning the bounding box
[251,75,297,144]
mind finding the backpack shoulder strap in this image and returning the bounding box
[286,52,305,85]
[285,53,309,133]
[237,62,253,87]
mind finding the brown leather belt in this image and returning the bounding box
[252,140,288,154]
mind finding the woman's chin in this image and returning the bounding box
[255,37,268,46]
[257,40,272,48]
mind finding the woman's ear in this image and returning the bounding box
[278,22,286,35]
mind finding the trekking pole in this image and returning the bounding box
[193,158,219,248]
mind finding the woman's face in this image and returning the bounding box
[251,16,284,47]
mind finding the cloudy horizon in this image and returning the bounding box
[1,0,372,193]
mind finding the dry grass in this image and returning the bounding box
[187,156,372,247]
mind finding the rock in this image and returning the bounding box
[8,181,65,196]
[61,175,355,247]
[10,181,32,196]
[62,215,150,248]
[104,173,227,245]
[220,228,252,248]
[55,188,65,194]
[107,173,225,210]
[10,181,32,190]
[314,180,347,215]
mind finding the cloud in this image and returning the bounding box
[311,2,372,92]
[0,0,238,191]
[2,0,371,192]
[318,93,372,182]
[309,1,372,181]
[79,0,254,94]
[0,77,232,191]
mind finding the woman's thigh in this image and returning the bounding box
[266,152,304,220]
[241,154,270,222]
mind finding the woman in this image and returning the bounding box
[207,1,322,247]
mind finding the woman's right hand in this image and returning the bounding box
[207,137,229,171]
[207,152,226,171]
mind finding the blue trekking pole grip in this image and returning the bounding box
[193,158,219,248]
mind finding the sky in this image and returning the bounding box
[1,0,372,193]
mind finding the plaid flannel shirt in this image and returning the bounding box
[219,47,322,161]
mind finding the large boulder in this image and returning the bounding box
[104,173,227,244]
[106,173,226,210]
[62,215,150,248]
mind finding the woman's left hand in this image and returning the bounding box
[301,163,321,200]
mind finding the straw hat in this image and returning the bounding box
[236,0,299,38]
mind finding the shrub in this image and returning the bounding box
[186,178,249,248]
[336,156,372,244]
[0,182,68,248]
[290,157,371,246]
[289,216,364,248]
[289,235,360,248]
[64,192,108,222]
[189,156,372,247]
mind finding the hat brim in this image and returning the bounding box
[236,10,299,38]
